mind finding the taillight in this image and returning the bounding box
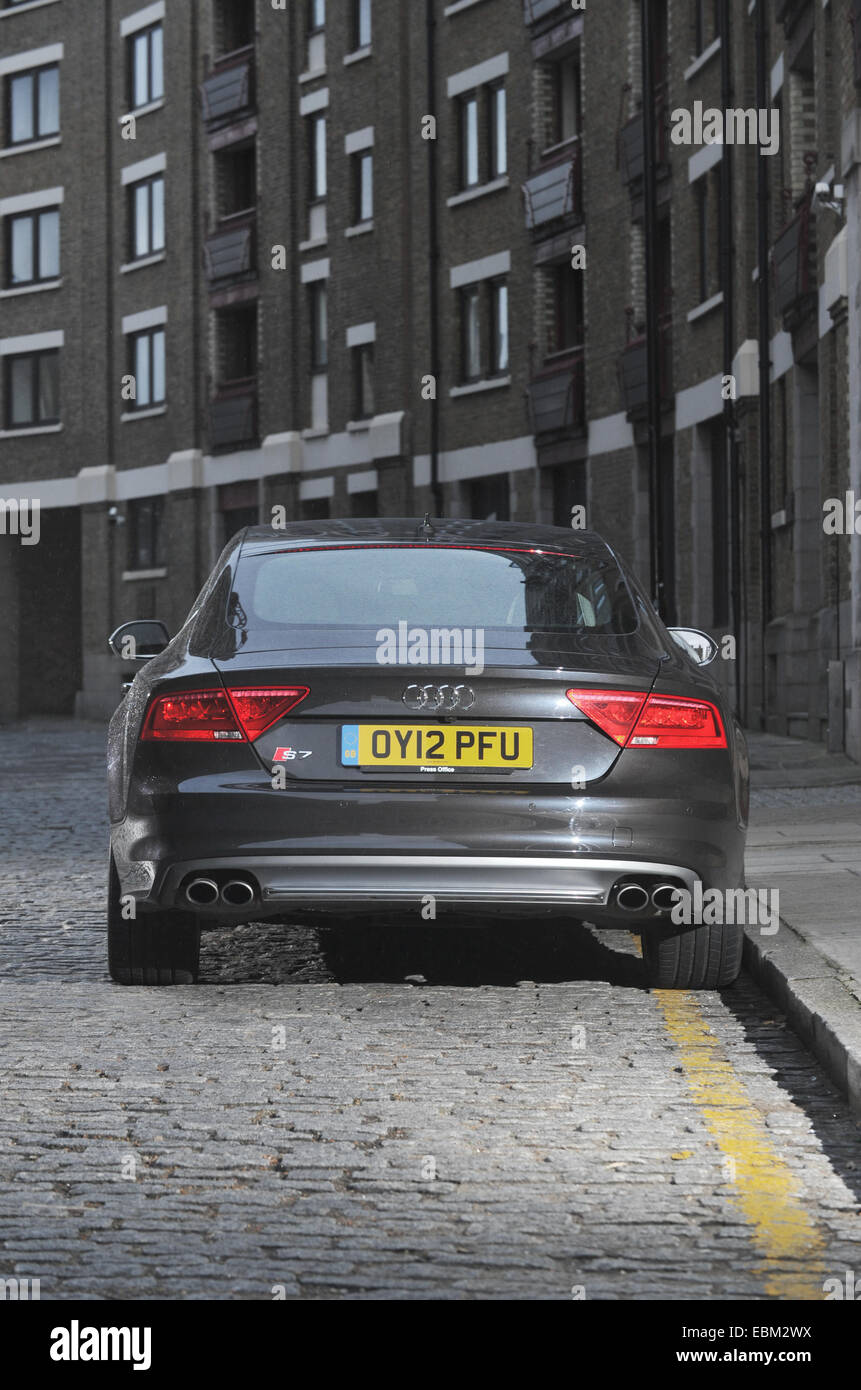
[142,687,309,741]
[566,689,726,749]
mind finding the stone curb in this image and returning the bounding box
[743,920,861,1117]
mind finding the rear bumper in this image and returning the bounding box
[153,852,699,917]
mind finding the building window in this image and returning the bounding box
[129,328,166,409]
[351,151,373,224]
[352,0,372,50]
[129,23,163,110]
[214,0,254,56]
[218,481,258,545]
[6,207,60,287]
[308,0,325,32]
[489,84,507,177]
[547,263,583,356]
[217,304,257,382]
[458,83,507,189]
[459,93,480,189]
[129,175,165,260]
[694,0,719,56]
[469,473,510,522]
[460,284,481,381]
[215,143,255,218]
[695,168,720,303]
[301,496,329,521]
[309,283,327,370]
[490,280,508,374]
[548,54,580,147]
[6,64,59,146]
[350,489,377,518]
[309,114,327,200]
[352,342,374,419]
[4,349,59,429]
[127,497,165,570]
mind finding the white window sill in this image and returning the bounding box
[119,98,165,123]
[121,405,167,422]
[540,135,580,161]
[346,419,371,432]
[687,290,723,323]
[345,220,373,238]
[0,423,62,437]
[684,36,721,83]
[302,426,329,439]
[298,66,327,84]
[343,46,372,67]
[0,278,61,298]
[120,252,165,274]
[0,135,61,159]
[0,0,60,16]
[122,567,168,581]
[447,175,509,208]
[299,236,328,252]
[450,375,510,398]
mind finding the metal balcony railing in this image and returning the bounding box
[528,348,585,437]
[200,46,255,124]
[522,141,582,231]
[209,380,257,449]
[204,212,256,283]
[618,82,670,189]
[772,194,816,319]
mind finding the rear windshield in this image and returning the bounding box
[225,545,638,639]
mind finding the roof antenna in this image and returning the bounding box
[419,512,436,541]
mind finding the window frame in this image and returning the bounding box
[309,282,328,372]
[352,341,375,420]
[352,149,373,224]
[308,0,325,34]
[459,91,480,190]
[5,205,60,288]
[5,63,59,147]
[460,283,482,384]
[128,21,164,111]
[129,173,165,262]
[4,347,60,429]
[489,278,509,376]
[127,495,165,570]
[128,326,166,411]
[308,112,327,202]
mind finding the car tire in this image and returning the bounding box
[641,916,744,990]
[107,851,201,985]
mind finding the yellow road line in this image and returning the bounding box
[653,986,825,1299]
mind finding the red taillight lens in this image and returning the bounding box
[564,689,648,746]
[142,687,309,741]
[566,688,727,749]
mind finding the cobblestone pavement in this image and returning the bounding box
[0,721,859,1300]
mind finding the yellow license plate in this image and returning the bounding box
[340,723,533,769]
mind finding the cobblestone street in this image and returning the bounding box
[1,721,859,1299]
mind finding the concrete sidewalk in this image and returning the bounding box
[743,732,861,1112]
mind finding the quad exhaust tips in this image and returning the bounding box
[184,876,256,907]
[221,878,255,907]
[614,883,650,912]
[614,880,684,913]
[185,877,219,906]
[651,883,681,912]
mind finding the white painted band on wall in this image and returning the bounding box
[0,42,62,76]
[300,87,329,115]
[121,305,167,334]
[300,476,334,500]
[447,51,508,98]
[121,152,166,185]
[346,322,376,347]
[0,328,63,354]
[344,126,374,154]
[450,250,510,288]
[347,469,378,494]
[300,258,330,283]
[0,185,63,215]
[120,2,165,38]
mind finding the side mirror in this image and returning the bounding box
[667,627,718,666]
[108,619,171,662]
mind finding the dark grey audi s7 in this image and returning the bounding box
[106,518,749,989]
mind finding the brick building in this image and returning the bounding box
[0,0,859,761]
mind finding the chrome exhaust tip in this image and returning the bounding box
[651,883,681,912]
[185,877,219,906]
[615,882,650,912]
[221,878,255,907]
